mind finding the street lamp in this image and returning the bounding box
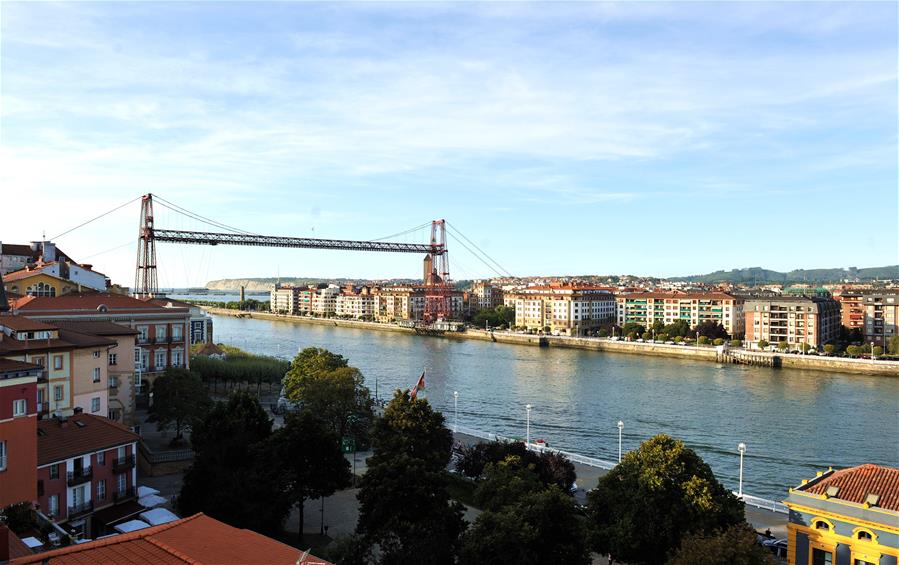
[738,442,747,497]
[525,404,532,446]
[453,391,459,433]
[617,421,624,463]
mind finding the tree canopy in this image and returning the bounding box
[587,434,744,565]
[148,368,211,444]
[666,523,776,565]
[693,320,729,340]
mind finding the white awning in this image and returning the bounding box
[139,508,179,526]
[137,486,160,498]
[114,520,150,533]
[138,494,167,508]
[21,536,43,549]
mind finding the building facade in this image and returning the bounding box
[616,292,745,337]
[833,289,866,332]
[862,292,898,348]
[36,414,139,539]
[784,464,898,565]
[469,281,504,312]
[0,359,41,508]
[744,296,841,348]
[507,286,616,336]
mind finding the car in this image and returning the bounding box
[636,338,644,343]
[665,340,675,345]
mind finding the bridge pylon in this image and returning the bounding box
[134,193,158,297]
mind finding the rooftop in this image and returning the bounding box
[620,291,738,300]
[9,294,189,316]
[37,414,138,466]
[9,513,332,565]
[0,358,43,374]
[51,320,139,336]
[794,464,899,512]
[0,315,58,332]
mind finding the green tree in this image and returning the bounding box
[267,411,352,538]
[777,340,789,351]
[697,335,710,345]
[355,390,465,564]
[460,487,590,565]
[693,320,729,339]
[713,338,724,346]
[621,322,645,337]
[888,335,899,355]
[642,332,653,340]
[587,434,744,565]
[824,344,836,355]
[0,502,35,535]
[474,456,543,511]
[667,523,776,565]
[846,345,861,357]
[283,348,373,441]
[148,369,211,445]
[657,333,669,342]
[800,343,811,353]
[597,328,609,338]
[873,346,884,356]
[730,340,743,348]
[179,393,290,535]
[627,332,638,341]
[758,339,769,350]
[663,320,691,338]
[651,320,665,333]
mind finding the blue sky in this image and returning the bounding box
[2,2,896,287]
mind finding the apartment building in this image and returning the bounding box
[0,241,74,276]
[469,281,504,312]
[0,359,41,508]
[149,298,213,345]
[832,288,865,332]
[335,287,376,319]
[744,296,841,348]
[270,285,301,314]
[862,292,898,347]
[8,294,191,394]
[616,291,745,337]
[506,286,615,336]
[36,414,139,539]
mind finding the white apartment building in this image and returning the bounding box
[335,289,376,319]
[507,286,616,336]
[616,292,745,337]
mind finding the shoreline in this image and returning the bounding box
[203,307,899,376]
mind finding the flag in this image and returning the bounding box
[410,370,426,400]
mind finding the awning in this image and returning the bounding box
[138,494,167,508]
[21,536,43,549]
[137,485,160,498]
[93,500,145,526]
[114,520,150,533]
[139,508,179,526]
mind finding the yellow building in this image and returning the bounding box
[785,464,898,565]
[3,271,79,298]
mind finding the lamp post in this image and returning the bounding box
[738,442,747,497]
[453,391,459,433]
[526,404,532,446]
[617,420,624,462]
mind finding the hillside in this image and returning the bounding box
[670,265,898,284]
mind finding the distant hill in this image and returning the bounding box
[670,265,898,284]
[205,277,422,291]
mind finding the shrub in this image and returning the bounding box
[697,336,710,345]
[846,345,861,357]
[824,344,835,354]
[712,338,724,346]
[730,340,742,348]
[758,339,769,349]
[873,346,884,356]
[777,340,789,351]
[627,332,637,341]
[656,333,668,342]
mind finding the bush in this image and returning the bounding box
[846,345,861,357]
[777,340,789,351]
[697,336,710,345]
[627,332,637,341]
[675,336,684,343]
[758,339,769,349]
[824,344,835,354]
[642,332,652,340]
[730,340,742,348]
[656,333,668,342]
[597,328,609,338]
[712,338,724,346]
[873,346,884,356]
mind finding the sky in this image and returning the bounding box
[2,2,897,287]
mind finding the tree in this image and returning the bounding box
[586,434,744,565]
[846,345,861,357]
[148,369,211,445]
[179,393,290,535]
[642,332,653,340]
[758,339,769,350]
[455,441,575,493]
[800,342,811,353]
[824,344,836,355]
[267,411,352,537]
[712,338,724,346]
[889,335,899,355]
[697,335,710,345]
[1,502,35,535]
[283,348,374,441]
[663,320,691,338]
[657,333,669,342]
[873,346,884,356]
[627,332,638,341]
[460,487,590,565]
[777,340,789,351]
[474,456,543,512]
[621,322,645,338]
[355,391,465,564]
[694,320,729,339]
[651,320,665,333]
[667,523,776,565]
[535,451,577,493]
[730,340,743,348]
[597,328,609,338]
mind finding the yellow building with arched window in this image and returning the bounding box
[785,464,898,565]
[2,271,79,298]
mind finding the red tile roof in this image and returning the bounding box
[0,358,43,373]
[37,414,138,466]
[799,464,899,512]
[2,266,67,283]
[9,513,332,564]
[52,320,139,336]
[0,315,58,331]
[9,294,188,316]
[619,291,738,300]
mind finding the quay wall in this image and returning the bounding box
[203,308,899,376]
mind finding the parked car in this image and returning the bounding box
[636,338,644,343]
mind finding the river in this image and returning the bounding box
[203,312,898,501]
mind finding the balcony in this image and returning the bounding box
[113,455,136,473]
[113,486,137,504]
[67,500,94,518]
[67,466,93,487]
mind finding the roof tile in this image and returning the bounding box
[799,464,899,512]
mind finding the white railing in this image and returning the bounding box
[453,424,787,513]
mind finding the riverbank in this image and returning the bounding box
[203,307,899,376]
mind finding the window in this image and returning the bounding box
[117,446,127,459]
[97,479,106,501]
[93,350,101,358]
[855,560,875,565]
[155,350,166,369]
[53,355,63,370]
[91,397,100,413]
[109,375,119,388]
[856,530,873,541]
[49,464,59,480]
[108,353,117,366]
[172,350,183,367]
[812,548,833,565]
[34,356,44,367]
[814,520,830,531]
[98,451,106,465]
[48,494,58,517]
[54,385,64,401]
[156,325,167,341]
[172,324,183,339]
[117,473,127,493]
[92,368,101,383]
[0,441,6,471]
[13,399,26,417]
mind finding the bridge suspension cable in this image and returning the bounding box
[445,222,513,278]
[50,195,143,240]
